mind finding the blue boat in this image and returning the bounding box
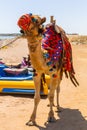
[0,64,49,95]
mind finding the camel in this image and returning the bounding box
[17,13,79,125]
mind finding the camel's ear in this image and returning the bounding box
[34,16,46,25]
[40,17,46,24]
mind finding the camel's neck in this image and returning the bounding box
[27,36,45,71]
[27,36,42,52]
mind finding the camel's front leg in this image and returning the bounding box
[26,73,41,126]
[48,76,58,122]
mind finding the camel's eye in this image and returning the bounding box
[32,17,37,23]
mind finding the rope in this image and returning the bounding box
[0,35,21,49]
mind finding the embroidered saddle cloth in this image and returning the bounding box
[42,24,75,74]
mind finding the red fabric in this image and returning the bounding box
[42,24,75,74]
[17,14,32,31]
[63,37,75,74]
[42,25,63,62]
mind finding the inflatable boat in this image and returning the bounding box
[0,64,50,95]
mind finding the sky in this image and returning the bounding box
[0,0,87,35]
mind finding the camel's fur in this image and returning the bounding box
[18,14,79,125]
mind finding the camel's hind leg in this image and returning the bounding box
[26,73,41,126]
[56,85,61,112]
[56,70,63,112]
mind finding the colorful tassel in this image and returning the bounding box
[52,74,57,78]
[33,72,38,77]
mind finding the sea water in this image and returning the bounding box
[0,35,17,40]
[0,33,20,40]
[0,35,15,40]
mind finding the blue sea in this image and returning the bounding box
[0,35,16,40]
[0,34,20,40]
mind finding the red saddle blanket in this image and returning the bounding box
[42,24,75,74]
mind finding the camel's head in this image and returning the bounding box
[17,13,46,36]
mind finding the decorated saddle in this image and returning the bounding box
[42,23,75,74]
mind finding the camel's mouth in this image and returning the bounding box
[17,13,46,32]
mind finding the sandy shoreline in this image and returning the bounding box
[0,38,87,130]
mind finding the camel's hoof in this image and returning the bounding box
[48,117,56,122]
[26,120,36,126]
[56,107,63,113]
[57,108,61,112]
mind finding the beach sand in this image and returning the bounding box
[0,38,87,130]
